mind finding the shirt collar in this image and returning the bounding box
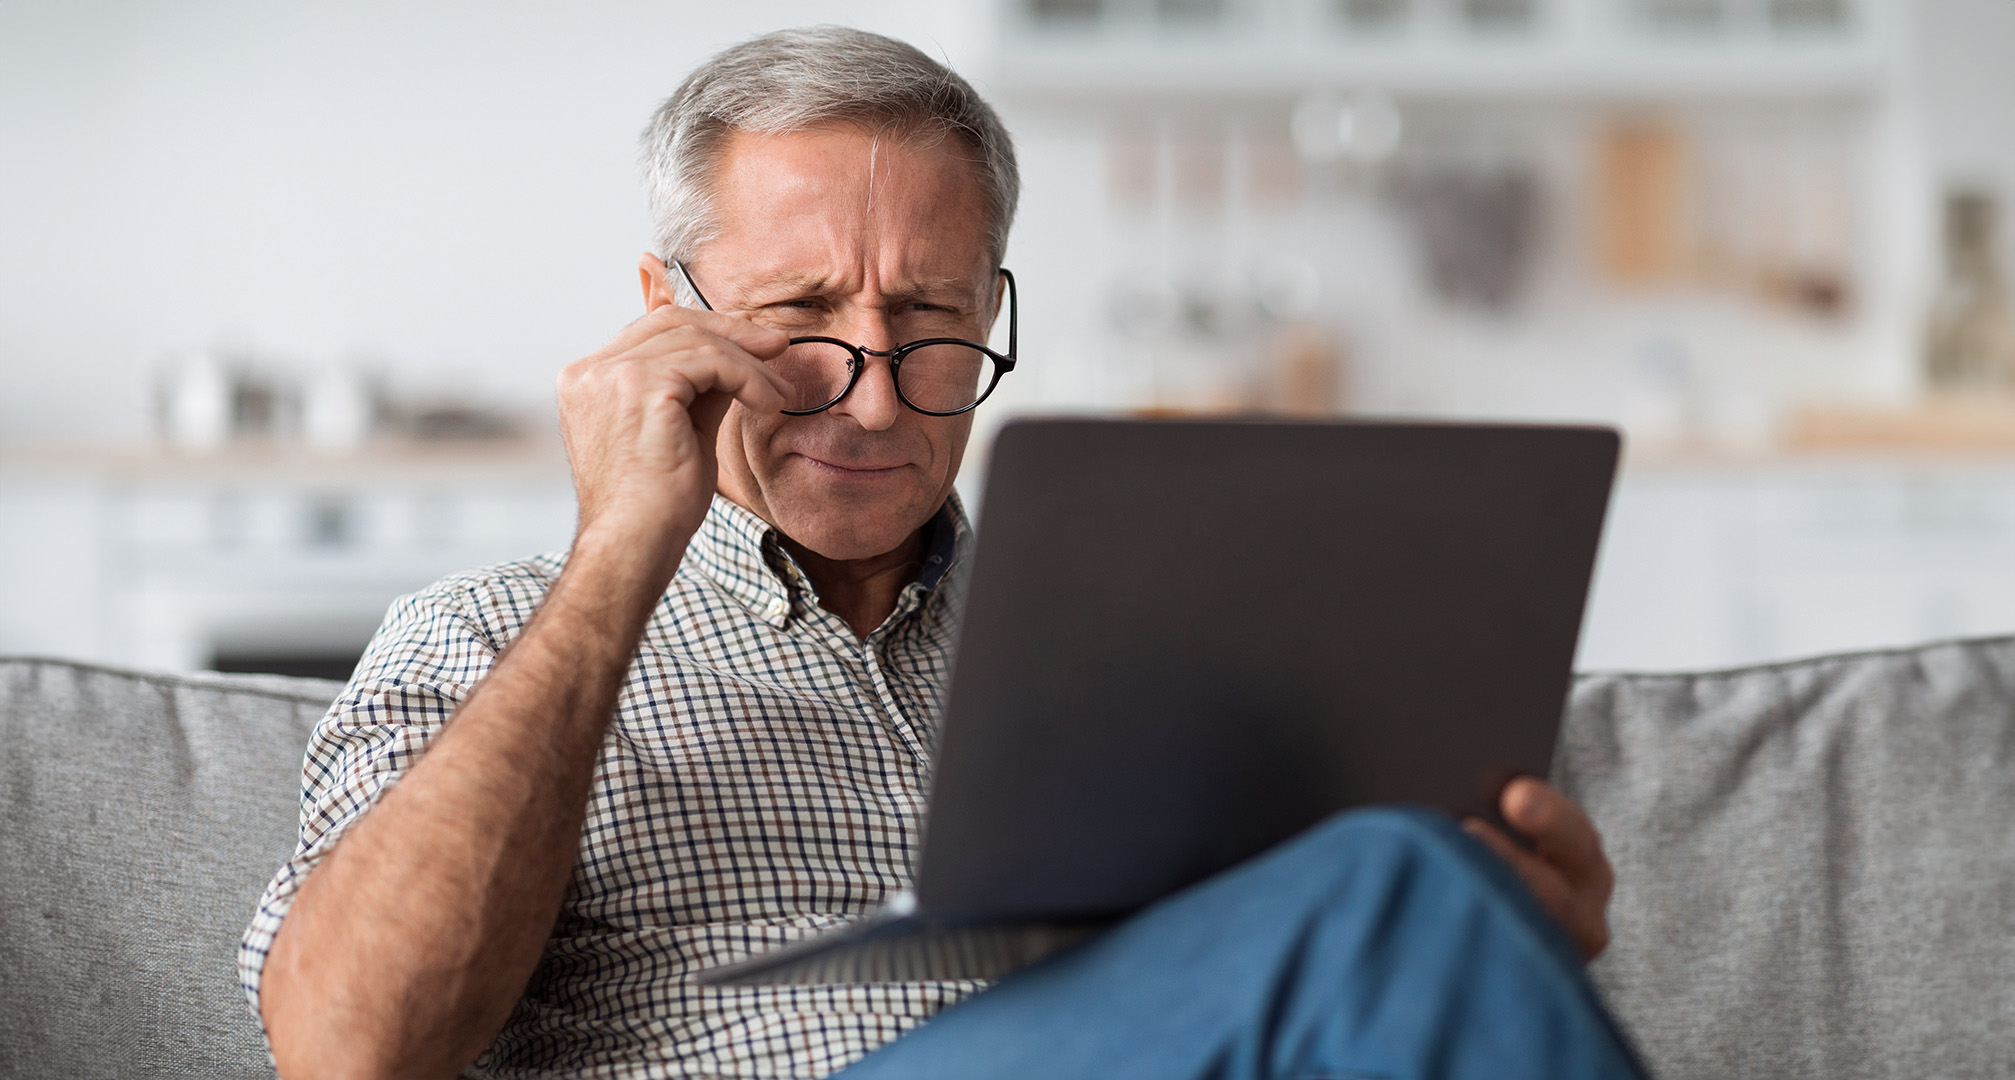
[914,496,965,593]
[685,492,971,632]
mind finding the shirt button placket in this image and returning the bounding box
[860,633,931,766]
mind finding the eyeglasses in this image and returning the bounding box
[669,258,1017,417]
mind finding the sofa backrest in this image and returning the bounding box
[0,658,338,1080]
[4,640,2013,1080]
[1558,635,2015,1079]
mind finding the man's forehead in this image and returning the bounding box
[715,125,981,206]
[694,125,996,309]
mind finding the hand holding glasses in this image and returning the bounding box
[669,259,1016,417]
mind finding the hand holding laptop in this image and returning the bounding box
[1467,776,1616,960]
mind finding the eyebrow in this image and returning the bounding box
[734,270,982,307]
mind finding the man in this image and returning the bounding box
[242,27,1639,1080]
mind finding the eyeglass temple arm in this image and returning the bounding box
[668,258,715,312]
[999,268,1017,360]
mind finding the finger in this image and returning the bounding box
[1501,778,1606,885]
[711,339,795,407]
[646,300,793,358]
[1465,817,1607,959]
[600,324,793,406]
[658,337,791,414]
[606,304,792,362]
[1464,817,1573,911]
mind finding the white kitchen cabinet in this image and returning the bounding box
[1579,456,2015,669]
[0,443,576,676]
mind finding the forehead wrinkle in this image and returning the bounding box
[735,268,984,307]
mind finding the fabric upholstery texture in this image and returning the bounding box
[1558,635,2015,1079]
[0,658,338,1080]
[2,638,2012,1078]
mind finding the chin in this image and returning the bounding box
[768,486,943,561]
[779,517,920,562]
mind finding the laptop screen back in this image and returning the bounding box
[916,418,1618,922]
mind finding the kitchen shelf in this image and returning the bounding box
[990,0,1898,101]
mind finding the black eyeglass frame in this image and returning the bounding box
[669,258,1017,417]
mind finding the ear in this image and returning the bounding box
[638,253,677,312]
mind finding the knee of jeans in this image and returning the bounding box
[1289,805,1480,879]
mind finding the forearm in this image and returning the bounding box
[261,528,678,1080]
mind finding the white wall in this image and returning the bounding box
[7,0,2015,446]
[0,0,989,442]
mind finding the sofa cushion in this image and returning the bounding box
[1558,635,2015,1080]
[0,658,338,1080]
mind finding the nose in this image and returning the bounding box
[828,308,902,431]
[830,349,901,431]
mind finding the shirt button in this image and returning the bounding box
[764,596,788,622]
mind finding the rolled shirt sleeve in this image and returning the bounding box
[236,564,540,1024]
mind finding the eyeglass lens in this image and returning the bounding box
[778,341,992,414]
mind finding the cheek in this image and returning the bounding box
[721,402,785,463]
[923,415,974,475]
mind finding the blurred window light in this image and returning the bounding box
[1333,0,1411,32]
[1460,0,1540,32]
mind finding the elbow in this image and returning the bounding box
[263,992,389,1080]
[267,1021,456,1080]
[262,972,483,1080]
[260,967,416,1080]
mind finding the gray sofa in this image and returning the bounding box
[3,640,2013,1078]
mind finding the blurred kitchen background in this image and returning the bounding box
[5,0,2015,678]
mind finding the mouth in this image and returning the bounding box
[793,453,912,477]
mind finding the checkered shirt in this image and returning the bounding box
[239,493,985,1079]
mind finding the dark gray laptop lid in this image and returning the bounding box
[915,417,1618,923]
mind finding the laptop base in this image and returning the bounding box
[699,915,1108,986]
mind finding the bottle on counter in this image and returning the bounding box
[1925,190,2015,393]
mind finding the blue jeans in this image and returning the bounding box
[838,808,1645,1080]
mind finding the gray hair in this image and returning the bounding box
[640,27,1019,282]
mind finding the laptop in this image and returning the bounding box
[699,416,1619,986]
